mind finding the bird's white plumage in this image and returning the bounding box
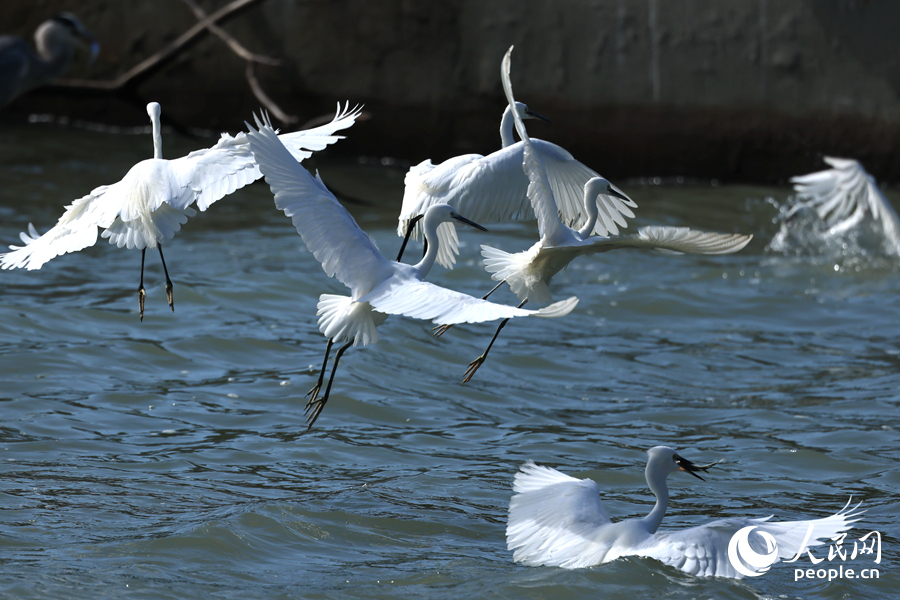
[361,279,579,325]
[789,156,900,251]
[397,105,636,268]
[0,102,362,271]
[506,450,863,578]
[244,114,580,348]
[481,46,752,306]
[244,112,392,301]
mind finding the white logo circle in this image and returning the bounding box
[727,525,780,577]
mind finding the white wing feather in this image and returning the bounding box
[790,156,900,246]
[0,103,362,270]
[361,279,578,325]
[245,115,394,300]
[507,462,613,568]
[586,226,753,255]
[164,102,363,212]
[501,48,570,246]
[636,500,863,578]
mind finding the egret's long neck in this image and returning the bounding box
[412,215,441,278]
[150,113,163,159]
[499,106,517,148]
[641,465,669,534]
[577,186,600,239]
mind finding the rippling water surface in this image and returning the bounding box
[1,122,897,599]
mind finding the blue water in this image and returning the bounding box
[0,121,897,599]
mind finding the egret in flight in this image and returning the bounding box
[443,46,752,383]
[788,157,900,254]
[0,101,363,320]
[0,13,100,106]
[244,114,578,429]
[507,447,863,577]
[396,88,636,269]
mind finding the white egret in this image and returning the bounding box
[445,46,752,383]
[396,98,636,269]
[0,13,100,106]
[244,114,579,429]
[507,447,863,577]
[788,157,900,254]
[0,101,363,320]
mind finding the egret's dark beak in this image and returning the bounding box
[452,213,488,232]
[605,184,632,203]
[673,453,715,481]
[525,109,551,124]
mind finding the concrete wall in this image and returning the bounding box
[3,0,899,183]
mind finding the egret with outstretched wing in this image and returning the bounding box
[443,46,751,383]
[1,101,363,319]
[396,99,636,269]
[245,114,578,429]
[507,447,862,577]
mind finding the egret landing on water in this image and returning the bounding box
[0,13,100,107]
[244,114,578,430]
[507,446,863,577]
[396,95,636,269]
[787,157,900,255]
[439,46,752,383]
[0,101,362,320]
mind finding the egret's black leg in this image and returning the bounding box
[396,213,425,262]
[157,245,174,312]
[462,299,527,383]
[306,340,353,430]
[138,248,147,321]
[434,279,507,337]
[306,338,334,409]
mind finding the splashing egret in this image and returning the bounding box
[788,157,900,254]
[244,114,579,429]
[507,447,863,577]
[0,13,100,107]
[443,46,752,383]
[396,99,636,269]
[0,101,363,320]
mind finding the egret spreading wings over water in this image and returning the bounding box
[0,13,99,107]
[396,93,637,269]
[444,47,752,383]
[1,101,363,319]
[507,447,862,577]
[244,114,579,429]
[788,157,900,254]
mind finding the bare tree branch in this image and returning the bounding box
[181,0,298,124]
[246,62,298,124]
[52,0,269,91]
[179,0,281,66]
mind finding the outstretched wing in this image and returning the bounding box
[361,278,577,325]
[587,226,752,255]
[0,176,147,270]
[501,47,570,246]
[506,461,613,568]
[538,140,636,238]
[398,149,531,268]
[636,500,863,578]
[245,114,394,299]
[790,156,900,243]
[168,102,363,212]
